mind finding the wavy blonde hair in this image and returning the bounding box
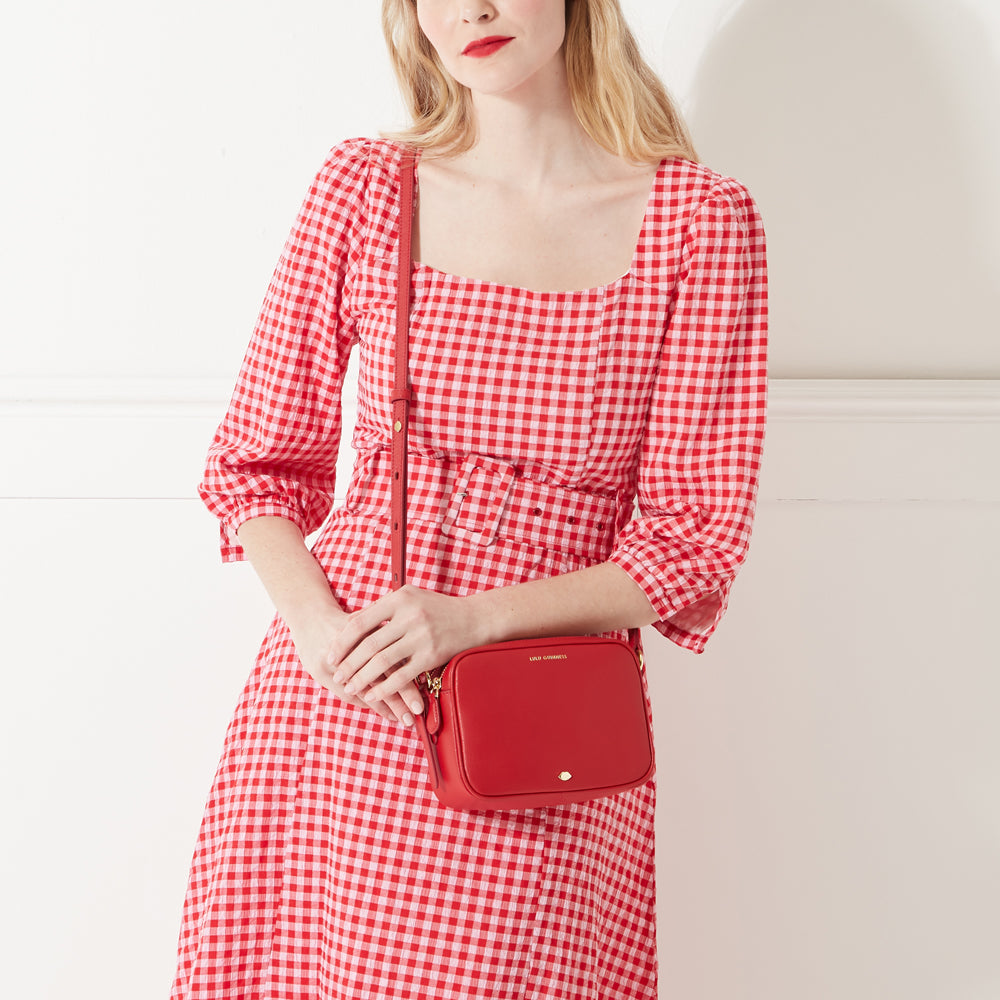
[380,0,697,163]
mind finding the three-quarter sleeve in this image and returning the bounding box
[609,177,768,653]
[199,139,370,561]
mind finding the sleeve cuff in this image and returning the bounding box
[609,548,731,655]
[218,500,310,563]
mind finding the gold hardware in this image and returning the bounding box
[424,671,443,697]
[558,771,572,782]
[394,420,402,432]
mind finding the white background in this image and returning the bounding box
[1,1,998,998]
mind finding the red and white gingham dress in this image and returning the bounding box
[172,139,767,1000]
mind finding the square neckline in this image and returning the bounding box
[410,148,667,298]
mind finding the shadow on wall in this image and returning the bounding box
[672,0,1000,378]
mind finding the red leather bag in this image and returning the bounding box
[414,636,654,810]
[392,151,655,810]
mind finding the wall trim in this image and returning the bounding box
[0,378,245,419]
[1,377,998,420]
[767,379,1000,422]
[2,379,998,501]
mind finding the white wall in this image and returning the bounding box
[666,0,1000,378]
[2,2,998,999]
[4,0,998,382]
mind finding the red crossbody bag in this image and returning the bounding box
[392,150,655,811]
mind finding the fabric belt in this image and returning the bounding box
[344,449,628,562]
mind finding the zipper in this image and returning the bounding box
[421,669,444,737]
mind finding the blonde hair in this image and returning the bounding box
[380,0,697,163]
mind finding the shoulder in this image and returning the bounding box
[314,136,411,219]
[653,158,762,233]
[314,137,412,186]
[302,137,409,197]
[306,137,374,199]
[635,159,765,286]
[291,138,413,244]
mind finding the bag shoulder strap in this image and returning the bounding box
[390,149,416,591]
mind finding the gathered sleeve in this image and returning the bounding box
[609,177,768,653]
[198,140,370,561]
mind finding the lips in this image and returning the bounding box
[462,36,514,58]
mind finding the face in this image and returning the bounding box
[415,0,569,97]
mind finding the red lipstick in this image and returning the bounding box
[462,36,514,58]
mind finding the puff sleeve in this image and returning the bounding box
[198,139,370,561]
[609,178,768,653]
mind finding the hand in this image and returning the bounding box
[288,610,420,726]
[328,585,485,713]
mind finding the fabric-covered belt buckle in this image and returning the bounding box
[441,455,517,547]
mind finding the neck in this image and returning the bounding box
[459,62,606,191]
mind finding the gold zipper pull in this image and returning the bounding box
[423,670,443,736]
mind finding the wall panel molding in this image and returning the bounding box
[2,378,998,502]
[3,377,997,420]
[768,379,1000,423]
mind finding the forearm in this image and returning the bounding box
[236,516,424,723]
[235,516,346,636]
[467,561,659,646]
[327,559,658,706]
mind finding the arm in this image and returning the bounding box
[331,174,767,698]
[200,140,368,562]
[200,143,432,725]
[326,560,658,707]
[608,176,768,652]
[236,516,425,724]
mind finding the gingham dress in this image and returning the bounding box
[172,139,767,1000]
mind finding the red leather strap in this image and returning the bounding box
[389,149,641,660]
[391,150,416,591]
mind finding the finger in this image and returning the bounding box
[359,664,425,715]
[383,680,426,722]
[323,665,420,727]
[345,683,420,728]
[363,662,429,710]
[341,638,413,695]
[335,686,395,722]
[398,679,426,717]
[325,612,377,670]
[327,598,397,667]
[329,618,405,684]
[364,699,397,723]
[382,688,424,727]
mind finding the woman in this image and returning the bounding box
[172,1,767,997]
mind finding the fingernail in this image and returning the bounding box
[409,701,423,715]
[331,671,344,684]
[363,690,376,702]
[402,713,414,727]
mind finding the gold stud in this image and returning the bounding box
[558,771,572,782]
[394,420,402,432]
